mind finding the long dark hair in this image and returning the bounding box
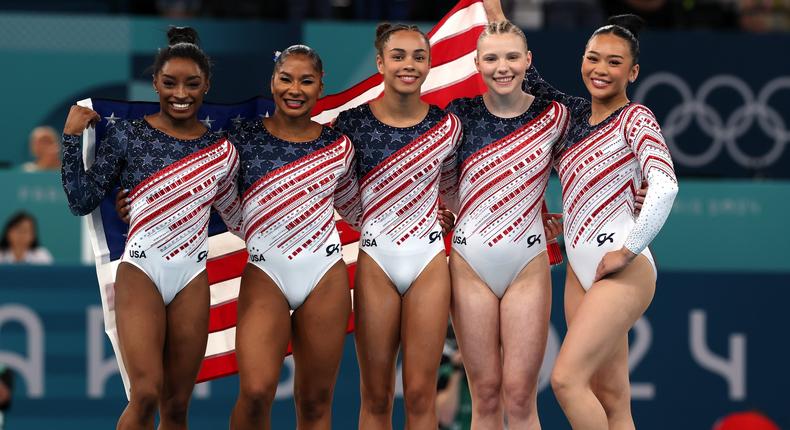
[0,211,40,251]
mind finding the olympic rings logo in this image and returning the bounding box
[633,72,790,169]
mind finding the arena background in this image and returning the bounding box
[1,3,788,429]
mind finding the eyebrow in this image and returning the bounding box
[162,74,202,80]
[587,50,624,59]
[388,48,428,54]
[277,71,317,79]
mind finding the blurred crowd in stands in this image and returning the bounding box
[0,0,787,31]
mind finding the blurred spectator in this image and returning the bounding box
[21,126,61,172]
[0,212,53,265]
[601,0,681,27]
[601,0,740,29]
[410,0,457,20]
[156,0,202,17]
[713,411,780,430]
[543,0,606,29]
[0,365,12,430]
[739,0,790,31]
[436,325,472,430]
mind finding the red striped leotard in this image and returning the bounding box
[447,96,569,297]
[334,104,461,295]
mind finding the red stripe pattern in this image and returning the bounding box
[558,104,676,248]
[126,139,242,259]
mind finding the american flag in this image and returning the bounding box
[79,0,558,396]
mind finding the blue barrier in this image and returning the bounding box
[1,266,787,428]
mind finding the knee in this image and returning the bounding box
[159,395,190,425]
[470,377,502,416]
[502,377,537,417]
[296,387,333,422]
[593,378,630,415]
[237,381,278,417]
[550,365,582,403]
[129,382,162,418]
[403,380,436,416]
[362,384,394,416]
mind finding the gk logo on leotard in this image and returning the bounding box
[428,231,442,244]
[128,250,146,258]
[325,244,341,256]
[596,233,615,246]
[250,254,266,262]
[452,236,467,245]
[197,251,208,263]
[527,234,542,248]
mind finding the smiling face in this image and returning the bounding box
[581,33,639,103]
[475,32,531,97]
[271,53,322,119]
[377,30,431,97]
[153,57,209,121]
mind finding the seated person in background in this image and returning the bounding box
[21,126,61,172]
[437,325,472,430]
[0,211,53,264]
[0,364,13,430]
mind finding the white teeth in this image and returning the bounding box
[285,100,304,107]
[399,76,417,83]
[172,103,190,110]
[495,76,514,82]
[591,79,609,88]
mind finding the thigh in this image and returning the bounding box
[161,270,211,398]
[500,253,551,385]
[235,264,293,390]
[292,261,352,394]
[114,262,167,388]
[448,250,502,386]
[354,250,402,393]
[555,256,656,381]
[401,252,451,384]
[563,264,585,327]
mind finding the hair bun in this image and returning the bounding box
[167,26,200,47]
[607,14,645,38]
[375,23,394,40]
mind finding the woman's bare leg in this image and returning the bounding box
[291,261,352,429]
[230,265,292,430]
[401,253,451,430]
[500,253,551,429]
[449,250,504,430]
[355,251,402,430]
[158,271,210,430]
[550,256,656,430]
[115,262,166,430]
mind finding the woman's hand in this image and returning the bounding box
[438,204,456,235]
[482,0,506,22]
[115,189,131,224]
[63,105,101,136]
[594,247,637,282]
[543,212,563,242]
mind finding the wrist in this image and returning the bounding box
[620,247,638,260]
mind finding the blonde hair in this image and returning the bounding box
[478,20,528,51]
